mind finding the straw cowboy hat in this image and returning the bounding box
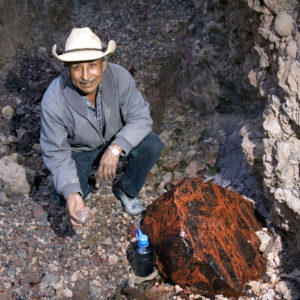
[52,27,116,62]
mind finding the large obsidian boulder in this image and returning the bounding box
[142,178,266,297]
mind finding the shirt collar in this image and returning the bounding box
[82,83,102,109]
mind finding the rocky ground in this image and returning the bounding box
[0,95,299,299]
[0,0,299,299]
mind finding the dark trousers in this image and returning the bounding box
[53,132,164,205]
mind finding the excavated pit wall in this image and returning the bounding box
[243,0,300,264]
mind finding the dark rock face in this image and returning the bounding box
[142,178,266,297]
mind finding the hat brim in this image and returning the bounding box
[52,40,116,62]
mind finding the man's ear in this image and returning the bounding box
[102,59,108,71]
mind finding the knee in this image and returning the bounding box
[143,132,164,156]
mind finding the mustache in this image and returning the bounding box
[78,79,96,84]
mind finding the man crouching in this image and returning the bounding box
[40,27,163,226]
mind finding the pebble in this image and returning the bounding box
[42,273,59,288]
[1,105,14,119]
[275,281,288,295]
[175,284,183,294]
[53,278,64,290]
[38,46,47,54]
[274,12,294,37]
[162,172,172,183]
[256,229,272,253]
[71,271,79,282]
[261,289,275,300]
[248,280,260,294]
[102,237,113,246]
[108,254,119,265]
[286,40,297,59]
[0,191,8,202]
[185,160,206,177]
[63,288,73,298]
[214,295,227,300]
[269,273,277,284]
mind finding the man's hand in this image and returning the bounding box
[98,144,122,181]
[66,192,85,227]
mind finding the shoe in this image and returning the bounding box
[112,184,143,216]
[84,192,92,202]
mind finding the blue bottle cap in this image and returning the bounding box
[136,229,149,247]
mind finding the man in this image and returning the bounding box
[40,27,164,227]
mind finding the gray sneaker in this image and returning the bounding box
[112,185,143,216]
[84,192,92,202]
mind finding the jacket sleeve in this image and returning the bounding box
[112,69,153,154]
[40,95,82,199]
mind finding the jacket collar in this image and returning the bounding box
[60,70,90,120]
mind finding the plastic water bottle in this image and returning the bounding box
[133,229,154,277]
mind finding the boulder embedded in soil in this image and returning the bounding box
[142,178,266,298]
[0,154,30,196]
[274,11,294,37]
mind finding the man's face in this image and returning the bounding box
[68,58,107,97]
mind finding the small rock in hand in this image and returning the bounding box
[76,209,90,225]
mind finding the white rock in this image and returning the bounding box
[63,288,73,298]
[71,271,79,282]
[256,229,272,253]
[38,46,47,54]
[185,160,205,177]
[1,105,14,119]
[283,289,293,300]
[150,163,159,174]
[108,254,118,265]
[214,295,227,300]
[270,273,278,284]
[278,140,292,160]
[268,32,279,43]
[263,115,281,137]
[162,172,172,183]
[174,284,183,294]
[287,61,300,93]
[266,250,282,268]
[260,283,270,293]
[53,278,64,290]
[15,97,22,105]
[286,41,297,59]
[91,277,102,287]
[248,69,258,87]
[102,237,113,246]
[261,289,275,300]
[247,280,260,294]
[0,191,8,202]
[274,12,294,37]
[0,154,30,195]
[275,281,292,299]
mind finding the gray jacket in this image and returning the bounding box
[40,63,153,198]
